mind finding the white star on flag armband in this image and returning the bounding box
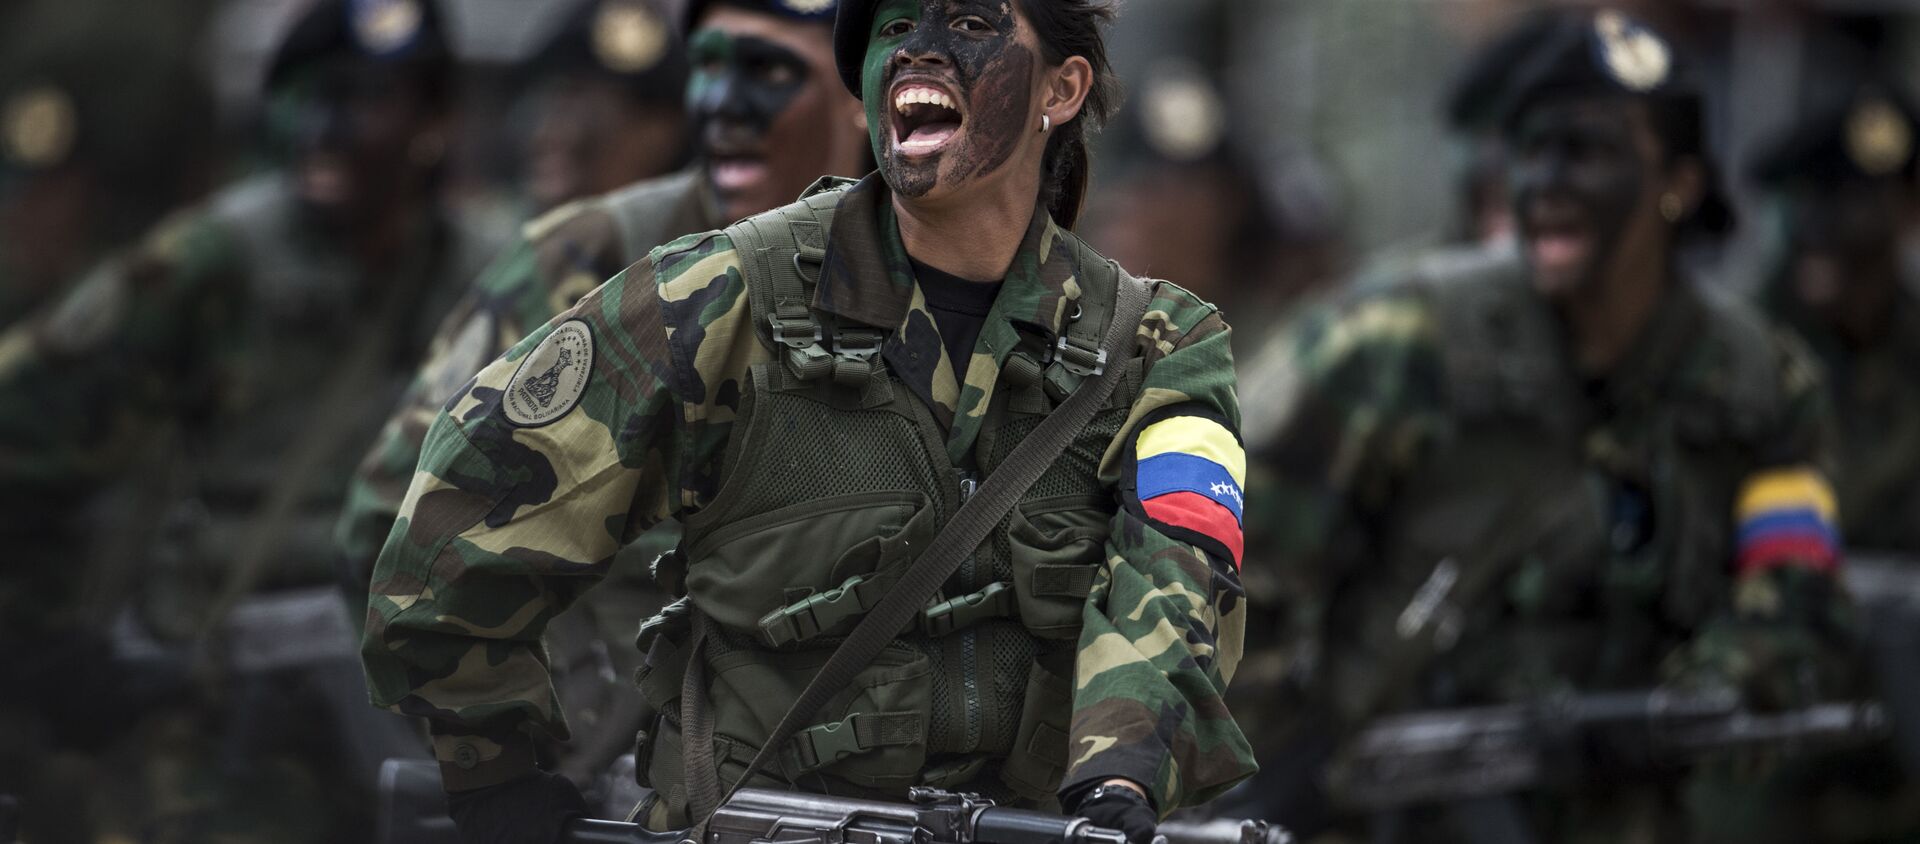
[1122,407,1246,569]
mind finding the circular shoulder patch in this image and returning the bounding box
[504,319,594,426]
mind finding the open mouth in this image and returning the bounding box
[890,80,965,157]
[708,154,769,193]
[1523,200,1594,276]
[297,152,354,207]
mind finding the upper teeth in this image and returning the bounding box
[894,87,956,114]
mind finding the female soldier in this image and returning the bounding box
[1238,9,1851,842]
[359,2,1256,842]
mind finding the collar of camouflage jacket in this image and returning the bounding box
[813,174,1087,462]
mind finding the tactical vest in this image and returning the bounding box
[631,182,1148,823]
[1321,255,1788,724]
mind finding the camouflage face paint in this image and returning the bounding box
[686,29,810,137]
[861,0,1034,198]
[1509,97,1652,298]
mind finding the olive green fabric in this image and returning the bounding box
[362,173,1255,815]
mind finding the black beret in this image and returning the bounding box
[267,0,452,95]
[832,0,876,96]
[526,0,687,104]
[1747,65,1917,187]
[1444,10,1561,132]
[683,0,836,36]
[1484,8,1733,236]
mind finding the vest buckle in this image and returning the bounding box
[1052,335,1108,378]
[757,574,877,647]
[784,711,924,774]
[919,581,1016,637]
[767,310,823,350]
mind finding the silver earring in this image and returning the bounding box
[1040,114,1051,133]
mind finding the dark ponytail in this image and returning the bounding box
[1019,0,1119,230]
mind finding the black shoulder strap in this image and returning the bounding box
[682,261,1155,825]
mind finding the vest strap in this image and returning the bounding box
[919,581,1016,637]
[757,573,884,648]
[780,711,925,775]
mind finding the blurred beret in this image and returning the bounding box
[267,0,452,95]
[526,0,688,105]
[684,0,836,36]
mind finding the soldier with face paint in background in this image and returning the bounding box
[361,0,1256,841]
[1238,9,1853,842]
[336,0,870,807]
[516,0,693,214]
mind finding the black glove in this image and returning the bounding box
[1069,782,1158,844]
[446,770,589,844]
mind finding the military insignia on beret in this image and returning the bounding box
[1847,97,1911,177]
[781,0,835,14]
[504,319,594,426]
[593,2,668,74]
[2,85,78,169]
[352,0,424,56]
[1593,10,1670,93]
[1140,60,1226,163]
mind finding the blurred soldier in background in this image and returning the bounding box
[1732,48,1920,843]
[0,0,510,839]
[336,0,867,802]
[0,1,219,325]
[1084,57,1344,363]
[0,3,221,841]
[518,0,692,213]
[1236,9,1854,842]
[1749,56,1920,555]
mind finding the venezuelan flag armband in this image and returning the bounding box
[1733,466,1841,575]
[1121,407,1246,570]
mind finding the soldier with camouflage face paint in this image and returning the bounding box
[360,0,1256,841]
[1238,9,1854,842]
[337,0,870,806]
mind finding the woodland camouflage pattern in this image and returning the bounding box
[336,168,720,583]
[362,175,1256,812]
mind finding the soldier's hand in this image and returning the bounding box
[1069,780,1158,844]
[445,770,589,844]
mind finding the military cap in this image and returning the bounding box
[1489,8,1733,235]
[0,3,213,187]
[832,0,881,96]
[1747,64,1918,187]
[684,0,836,36]
[266,0,453,95]
[526,0,688,104]
[1445,10,1561,132]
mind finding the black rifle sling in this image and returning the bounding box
[683,262,1152,826]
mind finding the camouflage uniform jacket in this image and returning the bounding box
[362,175,1256,812]
[1241,247,1848,730]
[337,167,719,585]
[1763,271,1920,553]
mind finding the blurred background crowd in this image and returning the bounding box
[5,0,1920,841]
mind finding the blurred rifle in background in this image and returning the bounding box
[1328,687,1887,813]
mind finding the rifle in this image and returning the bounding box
[377,758,1291,844]
[1327,687,1888,812]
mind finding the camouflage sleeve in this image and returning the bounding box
[335,236,542,592]
[360,252,692,791]
[338,203,636,602]
[1063,282,1255,813]
[1667,327,1856,708]
[1235,290,1447,703]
